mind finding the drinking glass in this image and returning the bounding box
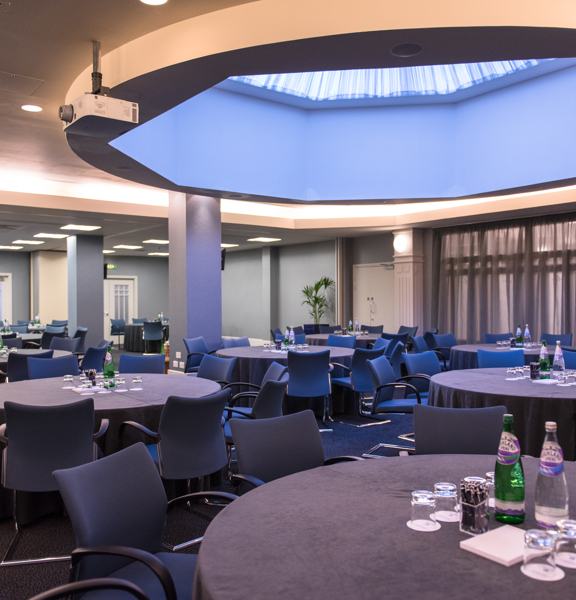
[131,376,143,391]
[296,344,303,352]
[515,367,524,379]
[80,381,94,395]
[505,367,517,380]
[521,529,564,581]
[302,343,309,352]
[115,377,126,392]
[556,520,576,570]
[522,365,531,379]
[263,342,270,352]
[485,471,495,510]
[433,485,459,522]
[408,490,440,532]
[97,379,110,394]
[62,374,74,389]
[497,341,503,350]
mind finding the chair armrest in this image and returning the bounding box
[222,381,261,393]
[373,382,422,406]
[186,352,207,361]
[71,546,177,600]
[396,374,431,384]
[167,491,238,511]
[230,473,265,490]
[30,579,150,600]
[215,380,231,387]
[330,362,351,374]
[119,421,160,443]
[324,456,364,465]
[432,349,448,370]
[224,406,256,419]
[228,391,258,407]
[328,363,334,373]
[25,342,40,348]
[0,423,7,444]
[93,419,109,440]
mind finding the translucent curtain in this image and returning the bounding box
[433,214,576,343]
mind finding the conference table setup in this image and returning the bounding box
[0,348,71,372]
[305,332,380,349]
[194,454,576,600]
[123,323,170,352]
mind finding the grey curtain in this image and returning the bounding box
[432,213,576,343]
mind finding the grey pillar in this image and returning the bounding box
[169,193,222,371]
[67,235,104,348]
[262,246,279,339]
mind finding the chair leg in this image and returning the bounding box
[318,395,332,432]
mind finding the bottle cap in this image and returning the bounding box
[545,421,557,432]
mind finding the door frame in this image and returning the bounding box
[352,262,395,329]
[104,276,138,333]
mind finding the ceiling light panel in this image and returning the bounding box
[12,240,44,245]
[113,245,143,250]
[0,245,23,250]
[103,250,115,254]
[21,104,42,112]
[60,225,102,231]
[247,237,281,242]
[34,233,69,239]
[221,243,239,248]
[142,239,169,244]
[148,252,169,256]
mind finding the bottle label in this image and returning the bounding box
[497,432,520,465]
[554,347,563,359]
[104,352,112,365]
[495,498,525,515]
[540,347,548,359]
[539,441,564,476]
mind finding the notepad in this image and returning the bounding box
[460,525,525,567]
[531,379,558,385]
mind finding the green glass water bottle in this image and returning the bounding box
[0,335,3,350]
[495,413,525,524]
[103,345,116,380]
[539,340,550,379]
[515,324,523,347]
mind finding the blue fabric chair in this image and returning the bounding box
[16,320,32,326]
[303,324,317,335]
[1,333,17,340]
[287,349,332,430]
[411,336,429,353]
[221,336,250,349]
[367,355,423,413]
[477,348,524,368]
[563,349,576,369]
[79,346,108,372]
[361,324,384,334]
[110,319,126,348]
[6,350,53,382]
[432,332,458,369]
[387,341,406,379]
[541,333,573,347]
[292,326,304,336]
[326,334,356,348]
[50,320,68,327]
[132,318,148,324]
[413,404,508,455]
[9,325,28,334]
[381,332,409,349]
[401,351,443,403]
[49,336,81,353]
[143,321,164,354]
[270,328,283,341]
[331,347,387,415]
[398,325,418,339]
[183,336,215,373]
[483,332,514,343]
[119,354,166,374]
[96,338,112,348]
[222,361,288,399]
[71,327,88,354]
[3,337,23,349]
[27,579,151,600]
[27,330,66,350]
[371,337,389,351]
[192,354,236,386]
[28,355,80,379]
[423,330,437,350]
[45,325,66,334]
[294,333,306,345]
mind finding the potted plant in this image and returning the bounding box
[301,277,335,333]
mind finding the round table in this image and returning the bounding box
[194,454,576,600]
[305,333,380,349]
[429,368,576,459]
[449,344,540,370]
[0,348,71,372]
[124,323,170,352]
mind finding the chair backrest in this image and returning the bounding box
[7,350,53,382]
[230,411,325,484]
[197,354,237,383]
[51,320,68,327]
[40,330,66,349]
[110,319,126,335]
[398,325,418,338]
[292,326,304,336]
[80,346,108,372]
[3,398,95,492]
[361,324,384,334]
[388,341,405,379]
[380,332,409,348]
[28,355,80,379]
[221,336,250,349]
[17,320,32,326]
[371,337,388,351]
[541,333,573,347]
[118,354,165,374]
[49,336,81,353]
[411,336,429,353]
[303,324,316,335]
[414,404,508,455]
[45,325,66,334]
[261,361,288,385]
[403,351,442,392]
[9,324,28,334]
[96,338,112,348]
[270,328,282,340]
[318,325,340,333]
[563,349,576,369]
[367,354,398,403]
[54,443,167,580]
[482,332,514,344]
[432,332,458,360]
[348,347,387,392]
[287,349,331,397]
[1,332,17,339]
[423,330,436,350]
[3,337,23,349]
[294,333,306,345]
[477,348,524,368]
[183,336,210,372]
[142,321,163,341]
[326,334,356,348]
[132,318,148,324]
[251,373,289,419]
[157,389,229,479]
[72,327,88,353]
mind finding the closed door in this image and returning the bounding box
[0,273,13,324]
[103,278,136,338]
[353,264,395,332]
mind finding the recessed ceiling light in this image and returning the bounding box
[142,239,169,244]
[140,0,167,5]
[221,243,239,248]
[12,240,44,245]
[34,233,69,239]
[247,237,281,243]
[148,252,169,256]
[113,245,143,250]
[103,250,115,254]
[21,105,42,112]
[0,245,23,250]
[60,225,102,231]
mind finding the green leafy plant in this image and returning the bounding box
[301,277,335,324]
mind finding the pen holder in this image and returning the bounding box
[460,500,488,536]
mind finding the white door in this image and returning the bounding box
[104,278,136,341]
[0,273,13,324]
[353,264,395,332]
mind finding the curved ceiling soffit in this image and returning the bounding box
[65,26,576,205]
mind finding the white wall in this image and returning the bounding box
[33,251,67,324]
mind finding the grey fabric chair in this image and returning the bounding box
[230,411,362,493]
[0,398,107,566]
[49,336,81,353]
[413,404,508,455]
[292,326,304,336]
[53,443,236,599]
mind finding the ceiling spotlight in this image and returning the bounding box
[113,245,143,250]
[0,245,23,250]
[34,233,69,239]
[148,252,169,256]
[393,234,409,253]
[60,225,102,231]
[247,237,281,243]
[142,239,169,244]
[140,0,167,4]
[21,105,42,112]
[103,250,115,254]
[12,240,44,245]
[221,243,239,248]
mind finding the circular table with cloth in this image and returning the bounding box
[0,348,71,372]
[305,333,380,349]
[193,454,576,600]
[449,344,540,370]
[429,368,576,459]
[123,323,170,352]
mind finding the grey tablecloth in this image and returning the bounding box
[0,348,70,372]
[194,454,576,600]
[449,344,541,370]
[429,368,576,459]
[305,333,380,349]
[124,324,170,352]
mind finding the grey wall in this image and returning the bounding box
[352,233,394,265]
[109,255,169,321]
[0,251,30,322]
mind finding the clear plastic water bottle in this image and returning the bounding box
[289,326,295,348]
[524,324,531,348]
[348,320,353,334]
[552,341,565,379]
[535,421,569,528]
[354,317,359,334]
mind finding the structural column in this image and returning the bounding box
[67,235,104,348]
[169,192,222,371]
[261,246,279,339]
[392,229,424,332]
